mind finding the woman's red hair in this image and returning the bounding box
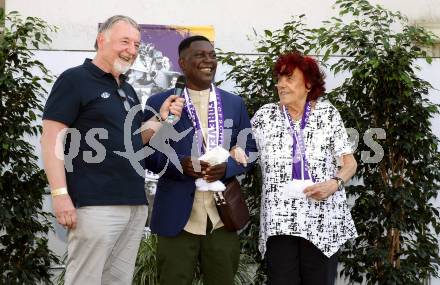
[274,51,326,100]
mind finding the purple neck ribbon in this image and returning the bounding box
[282,100,314,181]
[183,85,224,156]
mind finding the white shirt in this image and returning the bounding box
[251,99,358,257]
[183,88,223,235]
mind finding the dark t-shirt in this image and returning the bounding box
[43,59,147,207]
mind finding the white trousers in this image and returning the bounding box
[64,205,148,285]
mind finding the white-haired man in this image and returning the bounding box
[41,15,183,284]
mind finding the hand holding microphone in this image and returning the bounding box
[159,75,186,123]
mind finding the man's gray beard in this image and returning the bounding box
[114,60,132,74]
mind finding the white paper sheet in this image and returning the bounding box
[196,146,230,192]
[283,179,315,199]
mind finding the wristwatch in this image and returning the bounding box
[331,176,345,191]
[154,113,164,122]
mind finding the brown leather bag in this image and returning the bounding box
[214,177,250,231]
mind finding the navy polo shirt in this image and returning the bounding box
[43,59,147,207]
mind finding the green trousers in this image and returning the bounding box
[157,227,240,285]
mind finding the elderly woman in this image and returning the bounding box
[242,51,358,285]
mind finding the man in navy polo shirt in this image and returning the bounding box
[41,15,183,285]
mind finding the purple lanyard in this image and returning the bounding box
[282,101,314,181]
[183,85,224,155]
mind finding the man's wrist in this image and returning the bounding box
[51,187,68,197]
[155,113,164,122]
[144,118,163,133]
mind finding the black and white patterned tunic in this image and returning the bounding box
[251,99,358,257]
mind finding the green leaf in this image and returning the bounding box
[216,3,440,284]
[0,11,59,284]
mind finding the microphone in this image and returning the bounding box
[166,75,186,123]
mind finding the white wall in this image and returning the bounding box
[5,0,440,54]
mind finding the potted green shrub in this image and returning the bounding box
[313,0,440,283]
[0,10,59,284]
[218,0,440,283]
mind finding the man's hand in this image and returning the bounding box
[181,156,209,178]
[203,162,227,182]
[159,95,185,121]
[52,194,77,230]
[41,120,77,229]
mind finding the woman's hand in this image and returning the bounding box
[303,179,338,200]
[304,154,357,200]
[230,146,248,167]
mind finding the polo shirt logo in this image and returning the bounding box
[100,91,111,99]
[127,95,135,103]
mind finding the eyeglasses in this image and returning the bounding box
[117,88,131,112]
